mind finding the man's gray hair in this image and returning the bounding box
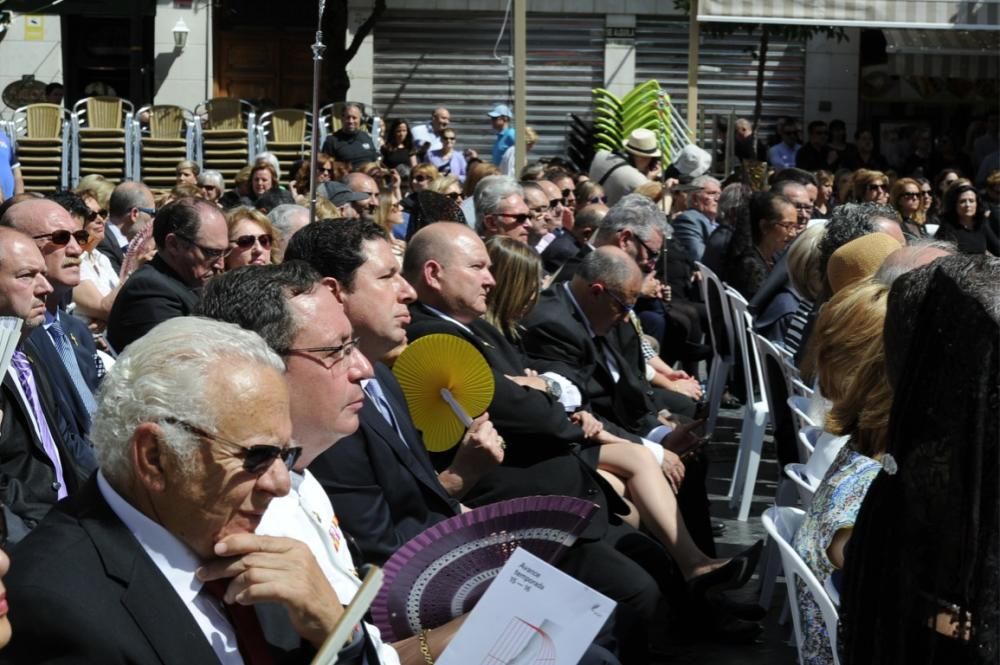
[593,193,668,245]
[819,202,901,286]
[691,175,720,190]
[92,317,285,485]
[474,175,524,234]
[874,238,956,287]
[268,204,310,242]
[578,247,638,291]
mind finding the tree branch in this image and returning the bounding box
[345,0,386,62]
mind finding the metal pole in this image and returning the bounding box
[513,0,527,175]
[309,0,327,223]
[687,0,699,142]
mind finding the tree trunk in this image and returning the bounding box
[322,0,386,103]
[751,26,769,141]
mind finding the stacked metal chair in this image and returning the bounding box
[72,96,135,182]
[134,105,196,189]
[11,103,72,192]
[256,109,311,183]
[195,97,257,188]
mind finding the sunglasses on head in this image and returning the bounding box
[32,229,90,246]
[166,418,302,474]
[232,234,273,249]
[85,208,108,222]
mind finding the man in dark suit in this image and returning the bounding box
[107,197,227,352]
[541,203,606,275]
[98,181,155,273]
[401,222,679,661]
[4,196,100,461]
[3,317,345,663]
[0,228,85,544]
[283,219,504,565]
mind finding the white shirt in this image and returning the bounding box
[258,470,400,665]
[80,248,120,297]
[96,472,244,664]
[410,122,442,153]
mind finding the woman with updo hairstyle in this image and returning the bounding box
[933,179,1000,255]
[725,191,800,299]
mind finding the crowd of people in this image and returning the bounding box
[0,97,993,665]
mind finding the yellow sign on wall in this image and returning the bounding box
[24,16,44,41]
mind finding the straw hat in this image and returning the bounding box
[624,128,660,159]
[826,232,902,294]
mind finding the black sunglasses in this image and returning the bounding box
[175,233,232,260]
[85,208,108,222]
[445,192,462,200]
[548,198,562,209]
[32,229,90,246]
[232,234,273,249]
[496,212,531,225]
[589,195,608,204]
[165,418,302,474]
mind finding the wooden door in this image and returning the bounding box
[215,30,320,108]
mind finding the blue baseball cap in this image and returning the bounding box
[487,104,513,119]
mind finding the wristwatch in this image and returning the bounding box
[541,376,562,399]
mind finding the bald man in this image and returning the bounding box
[3,199,101,457]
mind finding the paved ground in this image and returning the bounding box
[653,404,798,665]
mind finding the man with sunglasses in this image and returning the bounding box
[4,316,349,663]
[4,197,102,458]
[475,175,532,244]
[100,181,155,273]
[107,197,228,352]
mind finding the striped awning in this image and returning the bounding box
[697,0,1000,30]
[885,28,1000,77]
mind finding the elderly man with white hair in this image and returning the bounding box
[3,316,344,663]
[671,175,722,262]
[267,203,311,262]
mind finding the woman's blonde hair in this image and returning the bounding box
[428,175,461,195]
[224,206,277,267]
[806,278,891,457]
[74,174,114,209]
[785,223,827,301]
[484,236,542,340]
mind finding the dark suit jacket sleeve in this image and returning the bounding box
[106,263,197,353]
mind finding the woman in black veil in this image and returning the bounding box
[840,254,1000,664]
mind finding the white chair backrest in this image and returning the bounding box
[762,506,842,665]
[788,395,817,427]
[805,433,849,481]
[797,427,818,462]
[790,377,815,398]
[727,288,768,407]
[755,332,795,422]
[784,462,819,506]
[695,261,735,362]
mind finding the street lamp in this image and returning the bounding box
[172,18,190,51]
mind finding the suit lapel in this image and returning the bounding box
[77,480,220,665]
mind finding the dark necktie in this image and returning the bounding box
[201,579,275,665]
[10,350,67,499]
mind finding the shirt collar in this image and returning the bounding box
[421,303,475,335]
[97,471,204,606]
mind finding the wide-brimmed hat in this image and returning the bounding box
[320,181,370,207]
[624,128,660,158]
[826,232,901,294]
[672,144,712,178]
[487,104,513,119]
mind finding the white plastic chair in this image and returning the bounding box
[784,462,820,506]
[788,395,818,433]
[726,288,769,522]
[797,425,822,462]
[762,506,842,665]
[790,377,815,398]
[694,261,735,437]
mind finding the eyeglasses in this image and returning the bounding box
[529,205,547,218]
[174,233,232,260]
[633,234,660,264]
[232,234,273,249]
[412,174,430,183]
[319,166,334,175]
[164,417,302,474]
[284,336,361,371]
[442,136,456,142]
[921,190,933,197]
[445,192,462,201]
[495,212,531,225]
[793,203,814,213]
[85,208,108,222]
[773,221,801,230]
[589,195,607,204]
[136,206,157,216]
[594,285,634,314]
[548,198,563,210]
[901,192,921,199]
[868,183,888,192]
[32,229,90,246]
